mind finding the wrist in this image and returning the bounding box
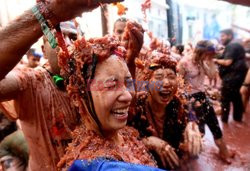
[32,4,58,49]
[37,1,59,26]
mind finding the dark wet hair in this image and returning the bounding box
[114,17,128,24]
[220,29,234,38]
[176,44,184,55]
[114,17,127,29]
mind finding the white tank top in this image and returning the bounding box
[183,58,206,94]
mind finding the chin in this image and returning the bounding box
[111,121,127,131]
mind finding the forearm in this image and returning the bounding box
[243,70,250,84]
[142,136,166,150]
[0,7,42,80]
[127,50,136,79]
[142,137,154,150]
[214,59,232,66]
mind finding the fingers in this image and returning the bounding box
[163,152,175,169]
[188,129,192,155]
[163,145,179,169]
[184,122,202,156]
[136,91,147,98]
[193,134,199,155]
[167,147,180,166]
[193,124,202,155]
[158,152,167,168]
[128,28,143,48]
[130,28,144,49]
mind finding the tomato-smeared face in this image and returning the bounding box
[149,68,177,106]
[90,55,134,132]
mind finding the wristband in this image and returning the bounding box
[32,5,58,49]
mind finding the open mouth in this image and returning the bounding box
[111,107,129,121]
[159,90,172,102]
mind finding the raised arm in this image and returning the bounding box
[0,10,42,80]
[122,21,144,79]
[0,0,123,80]
[176,60,186,78]
[0,71,21,101]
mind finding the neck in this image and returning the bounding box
[51,67,60,75]
[43,64,60,76]
[148,95,165,118]
[224,39,232,46]
[103,129,122,145]
[43,62,60,75]
[82,112,121,144]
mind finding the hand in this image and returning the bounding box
[136,91,148,99]
[143,136,179,169]
[122,21,144,64]
[47,0,124,25]
[183,122,202,156]
[213,58,218,64]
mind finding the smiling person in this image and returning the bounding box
[177,40,234,163]
[0,0,123,170]
[57,35,163,170]
[129,50,202,170]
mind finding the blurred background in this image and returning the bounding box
[0,0,249,46]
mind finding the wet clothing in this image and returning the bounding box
[129,96,188,169]
[218,42,248,88]
[0,130,28,170]
[189,92,222,139]
[59,125,157,170]
[179,55,222,139]
[69,158,165,171]
[0,66,79,171]
[179,56,206,94]
[218,42,248,122]
[221,87,244,122]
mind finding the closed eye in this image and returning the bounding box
[155,75,163,80]
[104,77,117,90]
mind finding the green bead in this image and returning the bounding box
[53,75,64,89]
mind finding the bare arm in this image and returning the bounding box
[240,69,250,109]
[123,21,144,79]
[0,72,21,101]
[0,9,42,80]
[243,69,250,84]
[213,58,233,66]
[0,0,123,80]
[176,61,186,78]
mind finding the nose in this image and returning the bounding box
[162,78,170,87]
[118,87,133,103]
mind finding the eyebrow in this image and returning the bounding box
[155,73,163,76]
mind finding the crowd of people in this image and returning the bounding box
[0,0,249,170]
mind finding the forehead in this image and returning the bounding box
[114,21,126,30]
[220,33,228,37]
[94,55,130,79]
[153,68,175,75]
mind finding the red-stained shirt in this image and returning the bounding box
[0,66,79,171]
